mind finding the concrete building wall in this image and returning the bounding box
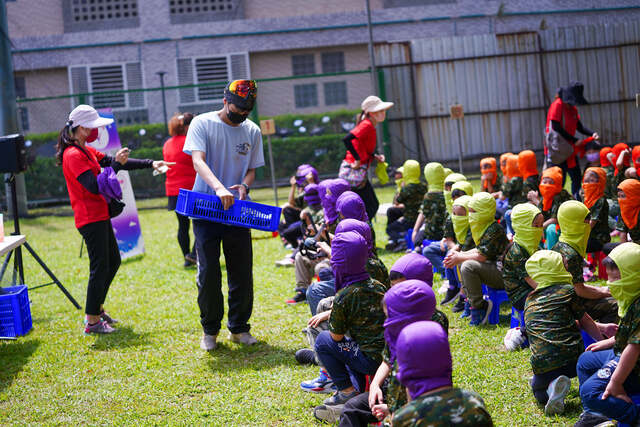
[7,0,64,38]
[16,68,69,134]
[243,0,383,20]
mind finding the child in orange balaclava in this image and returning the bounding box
[480,157,498,193]
[518,150,540,195]
[528,166,573,249]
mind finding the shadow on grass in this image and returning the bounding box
[0,339,40,393]
[89,325,151,351]
[204,341,296,372]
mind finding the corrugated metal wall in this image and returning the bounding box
[376,21,640,171]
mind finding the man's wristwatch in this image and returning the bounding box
[241,183,250,194]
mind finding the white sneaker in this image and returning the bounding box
[200,334,217,351]
[438,281,450,294]
[313,404,345,423]
[275,256,294,267]
[503,327,525,351]
[544,375,571,416]
[229,332,258,345]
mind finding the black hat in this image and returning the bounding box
[560,81,588,106]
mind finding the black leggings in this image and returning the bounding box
[78,220,121,316]
[554,159,582,200]
[176,212,194,256]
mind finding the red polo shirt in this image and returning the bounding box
[62,145,109,229]
[162,135,196,196]
[545,98,582,167]
[344,118,377,166]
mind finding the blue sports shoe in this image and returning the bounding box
[300,369,336,394]
[469,298,493,326]
[459,300,471,319]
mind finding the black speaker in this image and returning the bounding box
[0,134,27,173]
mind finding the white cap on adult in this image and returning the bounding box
[68,104,114,128]
[361,95,394,113]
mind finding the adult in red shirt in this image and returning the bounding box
[341,95,394,220]
[545,81,599,199]
[163,112,197,267]
[57,105,172,334]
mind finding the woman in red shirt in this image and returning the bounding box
[340,95,394,220]
[57,105,172,334]
[163,113,197,266]
[545,81,599,199]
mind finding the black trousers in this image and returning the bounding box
[386,206,404,225]
[530,361,577,405]
[554,158,582,200]
[281,220,303,248]
[338,391,378,427]
[280,206,302,229]
[193,220,254,336]
[78,219,121,316]
[354,180,379,222]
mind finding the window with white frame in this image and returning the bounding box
[176,53,250,105]
[292,54,315,76]
[294,84,318,108]
[68,62,145,109]
[324,81,347,106]
[321,52,345,74]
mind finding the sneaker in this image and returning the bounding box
[200,334,217,351]
[84,320,115,334]
[229,332,258,345]
[184,252,197,265]
[313,404,345,423]
[385,241,396,250]
[544,375,571,416]
[574,411,611,427]
[99,310,118,325]
[286,288,306,304]
[452,296,466,313]
[503,327,526,351]
[295,348,318,365]
[469,297,493,326]
[459,300,471,318]
[441,287,461,306]
[301,370,336,394]
[324,389,359,406]
[275,256,295,267]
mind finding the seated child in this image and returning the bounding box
[443,172,466,214]
[392,321,494,427]
[339,279,436,425]
[447,195,476,314]
[524,250,603,415]
[529,166,573,249]
[609,179,640,248]
[576,242,640,426]
[411,163,447,252]
[582,167,611,255]
[600,146,616,198]
[519,150,540,195]
[583,139,601,169]
[501,154,526,234]
[552,200,619,324]
[313,232,387,407]
[444,192,509,326]
[480,157,499,193]
[386,160,426,252]
[386,166,405,226]
[277,164,318,255]
[503,203,544,313]
[336,190,376,246]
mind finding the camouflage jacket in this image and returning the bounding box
[329,278,387,362]
[616,215,640,244]
[293,194,306,209]
[541,190,573,222]
[391,387,493,427]
[443,215,454,240]
[503,177,527,208]
[443,215,475,250]
[588,197,611,246]
[614,297,640,374]
[551,242,583,284]
[367,257,390,289]
[476,222,509,262]
[397,183,428,226]
[524,284,586,374]
[502,242,533,308]
[420,192,446,240]
[604,166,616,200]
[523,175,540,196]
[302,205,324,225]
[383,309,450,415]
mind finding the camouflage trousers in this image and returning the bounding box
[583,297,619,324]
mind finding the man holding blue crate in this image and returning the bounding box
[183,80,264,351]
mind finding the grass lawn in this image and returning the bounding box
[0,184,588,426]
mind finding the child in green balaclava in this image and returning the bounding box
[575,242,640,426]
[443,192,509,326]
[411,163,447,252]
[386,160,427,252]
[524,250,602,416]
[552,200,619,324]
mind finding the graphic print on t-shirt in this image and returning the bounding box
[236,142,250,156]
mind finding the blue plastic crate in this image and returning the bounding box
[0,285,32,337]
[175,189,282,232]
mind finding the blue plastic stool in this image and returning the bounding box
[482,285,510,325]
[617,394,640,427]
[510,307,529,348]
[405,229,414,250]
[581,330,597,349]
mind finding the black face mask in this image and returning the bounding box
[226,105,249,124]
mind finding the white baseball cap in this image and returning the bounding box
[68,104,114,128]
[361,95,394,113]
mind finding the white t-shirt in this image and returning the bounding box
[183,111,265,198]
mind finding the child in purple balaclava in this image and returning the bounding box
[392,321,494,427]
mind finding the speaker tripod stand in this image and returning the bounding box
[0,173,80,309]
